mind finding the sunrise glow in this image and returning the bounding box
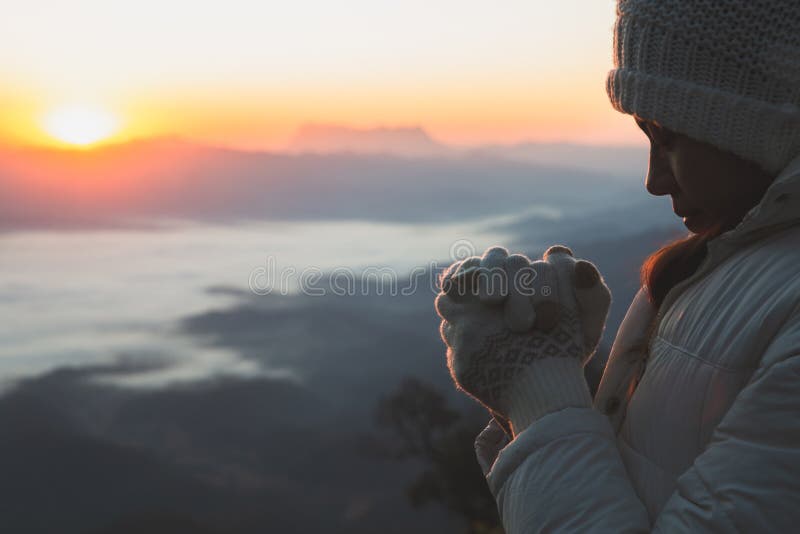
[42,106,120,147]
[0,1,632,150]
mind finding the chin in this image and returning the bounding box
[682,214,713,234]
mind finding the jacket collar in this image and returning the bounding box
[715,153,800,247]
[658,153,800,321]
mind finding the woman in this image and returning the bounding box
[435,1,800,531]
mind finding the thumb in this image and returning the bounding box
[574,260,611,355]
[475,419,510,474]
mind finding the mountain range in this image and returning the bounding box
[0,127,649,231]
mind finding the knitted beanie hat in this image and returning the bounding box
[607,0,800,175]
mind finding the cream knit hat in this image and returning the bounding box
[607,0,800,175]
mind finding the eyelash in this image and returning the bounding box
[646,126,673,152]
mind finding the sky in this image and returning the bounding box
[0,0,642,150]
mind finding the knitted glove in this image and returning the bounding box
[435,245,611,435]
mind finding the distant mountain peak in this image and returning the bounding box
[286,123,452,157]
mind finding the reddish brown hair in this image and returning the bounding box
[641,225,723,308]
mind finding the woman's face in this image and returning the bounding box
[636,117,775,234]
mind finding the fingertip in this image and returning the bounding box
[504,253,530,269]
[460,256,482,273]
[438,318,449,343]
[440,259,463,286]
[435,292,459,319]
[434,292,447,315]
[575,275,612,305]
[543,244,573,259]
[481,246,510,261]
[574,260,601,289]
[442,256,481,297]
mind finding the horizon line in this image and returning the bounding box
[1,126,648,155]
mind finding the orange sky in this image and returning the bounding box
[0,0,644,150]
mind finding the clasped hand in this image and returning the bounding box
[435,245,611,434]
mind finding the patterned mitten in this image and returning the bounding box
[436,245,611,435]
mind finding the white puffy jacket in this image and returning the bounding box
[483,154,800,532]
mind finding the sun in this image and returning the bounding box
[42,105,120,147]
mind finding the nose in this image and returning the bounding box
[645,149,678,196]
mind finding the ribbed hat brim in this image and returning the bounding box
[608,68,800,175]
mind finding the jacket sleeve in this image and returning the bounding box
[486,320,800,533]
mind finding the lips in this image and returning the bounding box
[672,201,701,218]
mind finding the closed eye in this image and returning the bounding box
[636,118,674,152]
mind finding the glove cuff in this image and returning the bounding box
[506,357,592,436]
